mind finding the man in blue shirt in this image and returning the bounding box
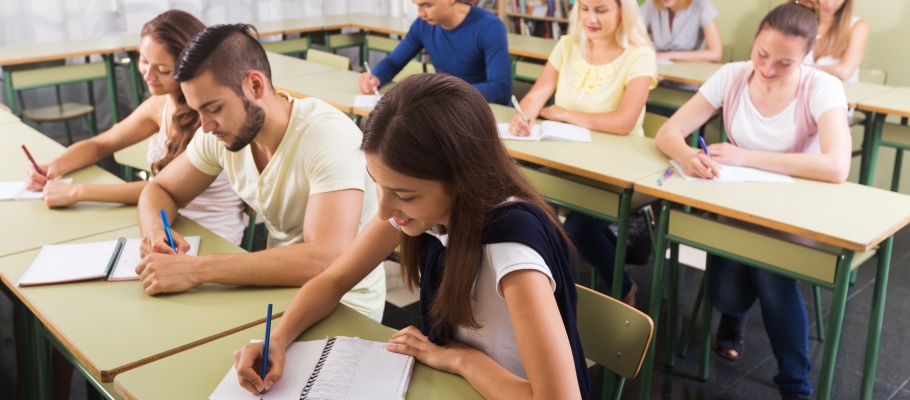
[358,0,512,105]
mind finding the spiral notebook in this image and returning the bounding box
[210,337,415,400]
[17,236,200,286]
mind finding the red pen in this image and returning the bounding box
[21,145,46,177]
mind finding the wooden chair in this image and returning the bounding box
[322,31,366,63]
[306,48,351,70]
[6,61,103,144]
[512,60,545,82]
[576,284,654,400]
[362,35,400,65]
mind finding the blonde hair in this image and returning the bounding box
[652,0,694,12]
[813,0,854,60]
[568,0,653,53]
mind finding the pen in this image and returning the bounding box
[697,136,716,176]
[511,94,529,127]
[22,145,46,177]
[260,304,274,399]
[159,209,177,252]
[657,167,673,186]
[363,62,381,97]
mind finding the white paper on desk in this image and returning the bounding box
[497,121,592,142]
[107,236,201,281]
[353,94,382,108]
[18,240,121,286]
[209,339,328,400]
[669,160,794,183]
[0,178,73,200]
[305,336,415,400]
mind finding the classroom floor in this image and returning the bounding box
[3,128,910,400]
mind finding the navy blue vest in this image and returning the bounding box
[417,202,591,399]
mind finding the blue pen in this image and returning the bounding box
[159,209,177,252]
[260,304,274,399]
[697,136,710,157]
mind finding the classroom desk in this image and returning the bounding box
[0,109,21,125]
[507,33,557,60]
[656,62,721,86]
[633,175,910,400]
[0,123,137,257]
[274,69,364,113]
[0,34,140,121]
[856,87,910,186]
[266,51,337,80]
[0,218,304,386]
[346,12,412,35]
[252,15,352,37]
[114,307,482,400]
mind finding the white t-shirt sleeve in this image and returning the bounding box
[698,61,746,109]
[185,128,224,176]
[485,242,556,298]
[809,70,848,120]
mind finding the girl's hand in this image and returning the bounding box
[24,164,54,191]
[538,105,566,122]
[708,143,747,166]
[508,113,535,137]
[233,339,287,395]
[681,152,722,179]
[386,326,471,375]
[42,181,78,208]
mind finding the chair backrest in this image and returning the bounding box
[721,45,734,63]
[392,61,435,83]
[575,284,653,379]
[113,136,153,173]
[642,112,669,139]
[859,68,887,85]
[365,35,400,54]
[306,48,351,70]
[261,37,310,57]
[513,60,545,82]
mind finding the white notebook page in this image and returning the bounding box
[670,160,794,183]
[209,339,328,400]
[108,236,201,281]
[353,95,382,108]
[18,240,120,286]
[0,178,73,200]
[306,337,414,400]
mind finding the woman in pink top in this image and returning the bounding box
[654,4,851,399]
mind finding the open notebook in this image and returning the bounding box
[669,160,794,183]
[210,337,415,400]
[497,122,592,142]
[0,178,73,200]
[17,236,200,286]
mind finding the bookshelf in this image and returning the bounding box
[474,0,571,39]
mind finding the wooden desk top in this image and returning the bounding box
[115,307,482,400]
[857,86,910,117]
[0,111,20,125]
[0,219,303,382]
[252,15,352,37]
[266,51,337,80]
[634,172,910,252]
[507,34,556,60]
[843,81,895,109]
[657,62,721,86]
[489,104,670,188]
[346,13,412,35]
[0,35,138,66]
[274,69,364,113]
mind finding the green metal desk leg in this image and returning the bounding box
[104,54,120,123]
[862,113,887,187]
[816,250,855,400]
[610,190,633,299]
[698,255,713,381]
[127,51,141,108]
[861,236,893,400]
[813,286,825,341]
[608,375,625,400]
[666,242,680,366]
[677,272,705,358]
[9,293,38,400]
[37,323,118,400]
[859,111,876,186]
[638,201,672,400]
[33,318,53,400]
[3,69,17,115]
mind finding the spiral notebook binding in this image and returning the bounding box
[300,337,336,399]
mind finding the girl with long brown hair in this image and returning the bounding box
[22,10,245,245]
[791,0,869,82]
[232,74,591,399]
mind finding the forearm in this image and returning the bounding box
[49,141,107,176]
[73,181,148,204]
[661,49,722,63]
[191,242,340,287]
[558,108,637,135]
[519,87,553,120]
[455,349,540,400]
[742,151,848,183]
[270,274,347,351]
[138,182,180,233]
[815,64,856,82]
[656,125,699,162]
[473,79,511,105]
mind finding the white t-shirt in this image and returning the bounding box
[804,16,862,83]
[390,221,556,379]
[698,61,847,153]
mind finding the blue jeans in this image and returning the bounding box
[709,257,812,399]
[564,212,632,298]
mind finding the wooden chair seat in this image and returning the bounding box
[21,102,94,122]
[365,35,399,53]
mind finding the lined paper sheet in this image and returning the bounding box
[107,236,201,281]
[670,161,794,183]
[306,337,414,400]
[0,178,73,200]
[209,339,328,400]
[18,240,120,286]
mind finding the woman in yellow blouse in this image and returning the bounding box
[508,0,658,306]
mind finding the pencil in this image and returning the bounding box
[363,62,381,97]
[260,304,273,399]
[511,95,529,127]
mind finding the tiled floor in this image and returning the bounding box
[3,128,910,399]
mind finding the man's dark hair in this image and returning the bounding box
[173,23,272,95]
